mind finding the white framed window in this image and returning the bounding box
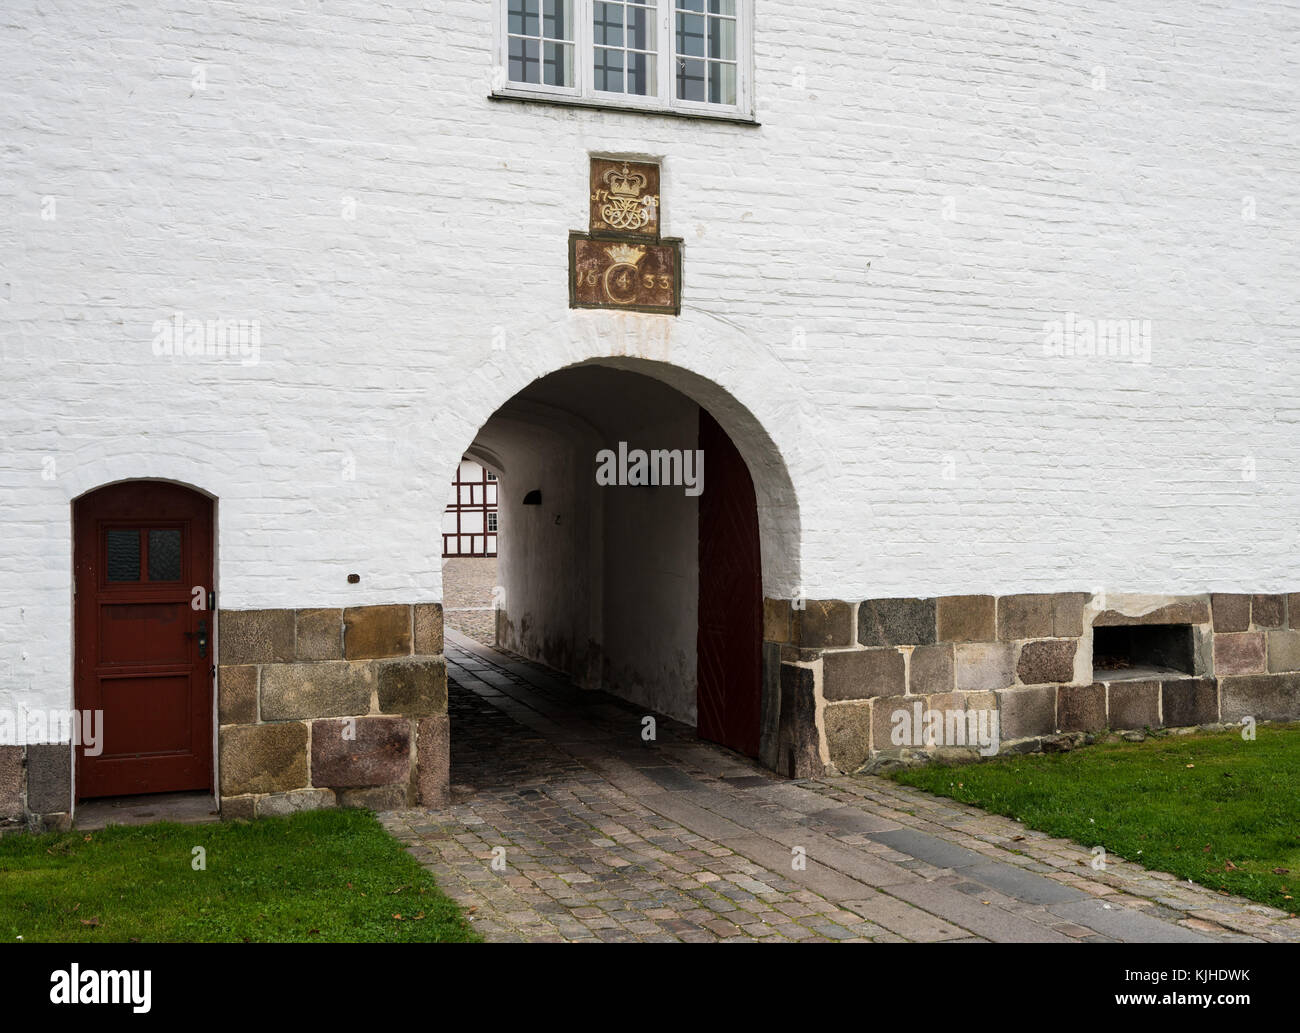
[495,0,753,119]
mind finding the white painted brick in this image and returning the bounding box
[1,1,1298,714]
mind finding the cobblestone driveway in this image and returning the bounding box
[381,631,1300,943]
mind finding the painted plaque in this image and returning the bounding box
[570,233,681,315]
[589,158,661,238]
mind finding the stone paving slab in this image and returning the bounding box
[815,805,905,836]
[884,879,1077,943]
[865,827,993,871]
[1047,899,1217,943]
[377,631,1300,943]
[963,862,1089,905]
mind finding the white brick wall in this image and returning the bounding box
[3,0,1298,714]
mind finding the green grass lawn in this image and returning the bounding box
[891,723,1300,915]
[0,808,480,943]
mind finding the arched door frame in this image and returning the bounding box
[72,479,218,801]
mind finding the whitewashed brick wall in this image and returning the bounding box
[2,0,1298,715]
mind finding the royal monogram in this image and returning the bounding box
[589,157,661,238]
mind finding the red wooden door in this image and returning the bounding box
[697,408,762,758]
[74,482,214,799]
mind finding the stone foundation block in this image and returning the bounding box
[260,660,375,721]
[344,604,412,660]
[1017,639,1076,685]
[27,743,71,814]
[822,647,905,701]
[794,600,853,648]
[257,788,336,817]
[36,813,72,834]
[857,598,936,647]
[219,609,295,665]
[824,701,872,773]
[937,595,996,643]
[377,656,448,715]
[1220,673,1300,723]
[760,642,782,772]
[909,643,954,694]
[924,692,999,753]
[340,785,410,810]
[763,598,792,643]
[1266,630,1300,673]
[218,664,258,725]
[1215,632,1266,676]
[1050,593,1088,638]
[776,664,823,777]
[296,608,343,661]
[220,796,256,821]
[311,716,411,788]
[1058,683,1107,732]
[219,723,309,796]
[995,686,1056,740]
[1290,594,1300,630]
[955,642,1014,692]
[869,695,912,752]
[1161,677,1219,727]
[1252,594,1285,629]
[1211,594,1251,633]
[1107,680,1160,730]
[413,602,444,655]
[1094,600,1209,627]
[0,745,23,820]
[416,714,450,807]
[997,594,1053,641]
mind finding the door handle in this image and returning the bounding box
[196,619,208,659]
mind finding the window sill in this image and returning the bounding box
[489,90,760,126]
[1092,664,1197,683]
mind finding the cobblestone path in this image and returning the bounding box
[380,631,1300,943]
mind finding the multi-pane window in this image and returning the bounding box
[498,0,749,115]
[508,0,575,88]
[593,2,656,96]
[442,461,499,557]
[673,0,736,105]
[104,527,183,583]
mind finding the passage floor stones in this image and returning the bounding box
[378,631,1300,944]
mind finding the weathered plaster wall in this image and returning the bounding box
[595,388,700,724]
[483,405,602,685]
[3,1,1298,732]
[483,368,700,723]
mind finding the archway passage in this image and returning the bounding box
[455,362,777,765]
[73,481,215,799]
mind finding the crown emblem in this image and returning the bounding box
[604,243,645,267]
[603,162,648,198]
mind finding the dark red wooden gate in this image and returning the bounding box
[697,408,762,758]
[74,481,214,799]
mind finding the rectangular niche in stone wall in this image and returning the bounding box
[1092,624,1195,682]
